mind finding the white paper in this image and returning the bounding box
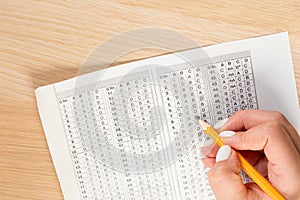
[36,32,300,200]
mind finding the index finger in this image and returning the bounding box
[222,110,300,153]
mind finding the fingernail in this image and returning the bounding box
[216,145,232,162]
[201,139,214,147]
[213,118,228,130]
[219,130,236,137]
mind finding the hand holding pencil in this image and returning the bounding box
[200,110,300,200]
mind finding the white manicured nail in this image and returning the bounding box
[216,145,232,162]
[201,139,214,147]
[219,130,236,137]
[213,118,229,129]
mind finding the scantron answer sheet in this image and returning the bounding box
[35,32,300,200]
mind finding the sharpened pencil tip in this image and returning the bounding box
[198,119,209,130]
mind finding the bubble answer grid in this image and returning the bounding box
[57,51,257,200]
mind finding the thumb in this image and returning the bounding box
[208,145,256,200]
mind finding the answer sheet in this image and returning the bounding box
[36,32,300,200]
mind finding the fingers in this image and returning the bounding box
[221,121,299,172]
[220,118,300,199]
[208,145,262,200]
[222,110,286,130]
[201,130,266,171]
[202,145,267,175]
[200,110,300,199]
[222,110,300,153]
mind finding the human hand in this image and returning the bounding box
[201,110,300,200]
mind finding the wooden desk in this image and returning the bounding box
[1,1,299,199]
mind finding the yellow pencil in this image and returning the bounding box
[198,119,285,200]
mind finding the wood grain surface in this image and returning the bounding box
[1,1,299,199]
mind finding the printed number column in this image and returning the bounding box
[206,64,224,123]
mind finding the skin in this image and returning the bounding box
[201,110,300,200]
